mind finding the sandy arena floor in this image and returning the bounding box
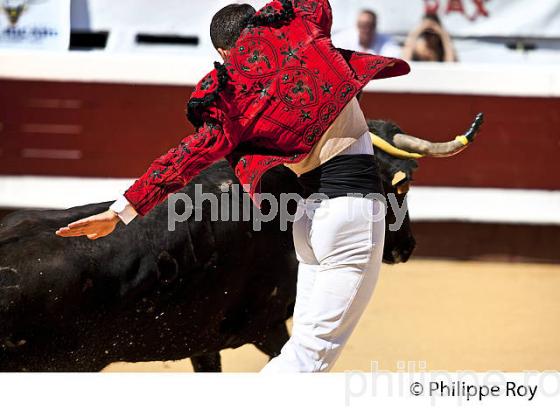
[103,260,560,372]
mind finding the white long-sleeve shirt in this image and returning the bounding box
[109,195,138,225]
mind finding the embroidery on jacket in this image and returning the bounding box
[186,61,229,128]
[278,67,317,108]
[235,37,280,80]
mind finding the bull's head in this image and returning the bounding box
[368,113,484,264]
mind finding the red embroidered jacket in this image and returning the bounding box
[124,0,410,216]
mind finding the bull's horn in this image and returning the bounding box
[370,132,423,159]
[392,113,485,158]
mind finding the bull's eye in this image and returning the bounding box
[391,171,407,187]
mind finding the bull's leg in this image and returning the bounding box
[190,352,222,372]
[255,322,290,360]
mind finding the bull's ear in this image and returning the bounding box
[391,171,407,187]
[392,171,410,194]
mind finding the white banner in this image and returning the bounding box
[68,1,560,53]
[0,0,70,50]
[330,0,560,38]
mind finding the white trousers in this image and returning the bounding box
[261,196,385,372]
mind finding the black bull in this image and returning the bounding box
[0,121,417,371]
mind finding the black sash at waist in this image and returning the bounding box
[297,154,385,199]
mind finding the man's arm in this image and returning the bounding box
[122,120,234,216]
[56,119,236,239]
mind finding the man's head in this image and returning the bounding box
[210,4,256,59]
[357,10,377,49]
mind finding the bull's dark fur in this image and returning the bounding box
[367,120,418,185]
[0,120,416,371]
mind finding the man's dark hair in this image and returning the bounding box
[360,9,377,21]
[210,4,256,50]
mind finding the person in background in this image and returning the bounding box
[402,13,458,62]
[337,9,401,57]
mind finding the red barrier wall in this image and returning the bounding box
[1,80,558,190]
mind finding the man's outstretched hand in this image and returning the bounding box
[56,210,120,240]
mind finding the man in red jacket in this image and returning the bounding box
[57,0,410,372]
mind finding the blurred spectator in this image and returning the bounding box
[402,14,458,62]
[336,9,401,57]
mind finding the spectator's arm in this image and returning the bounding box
[429,22,458,62]
[402,21,429,60]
